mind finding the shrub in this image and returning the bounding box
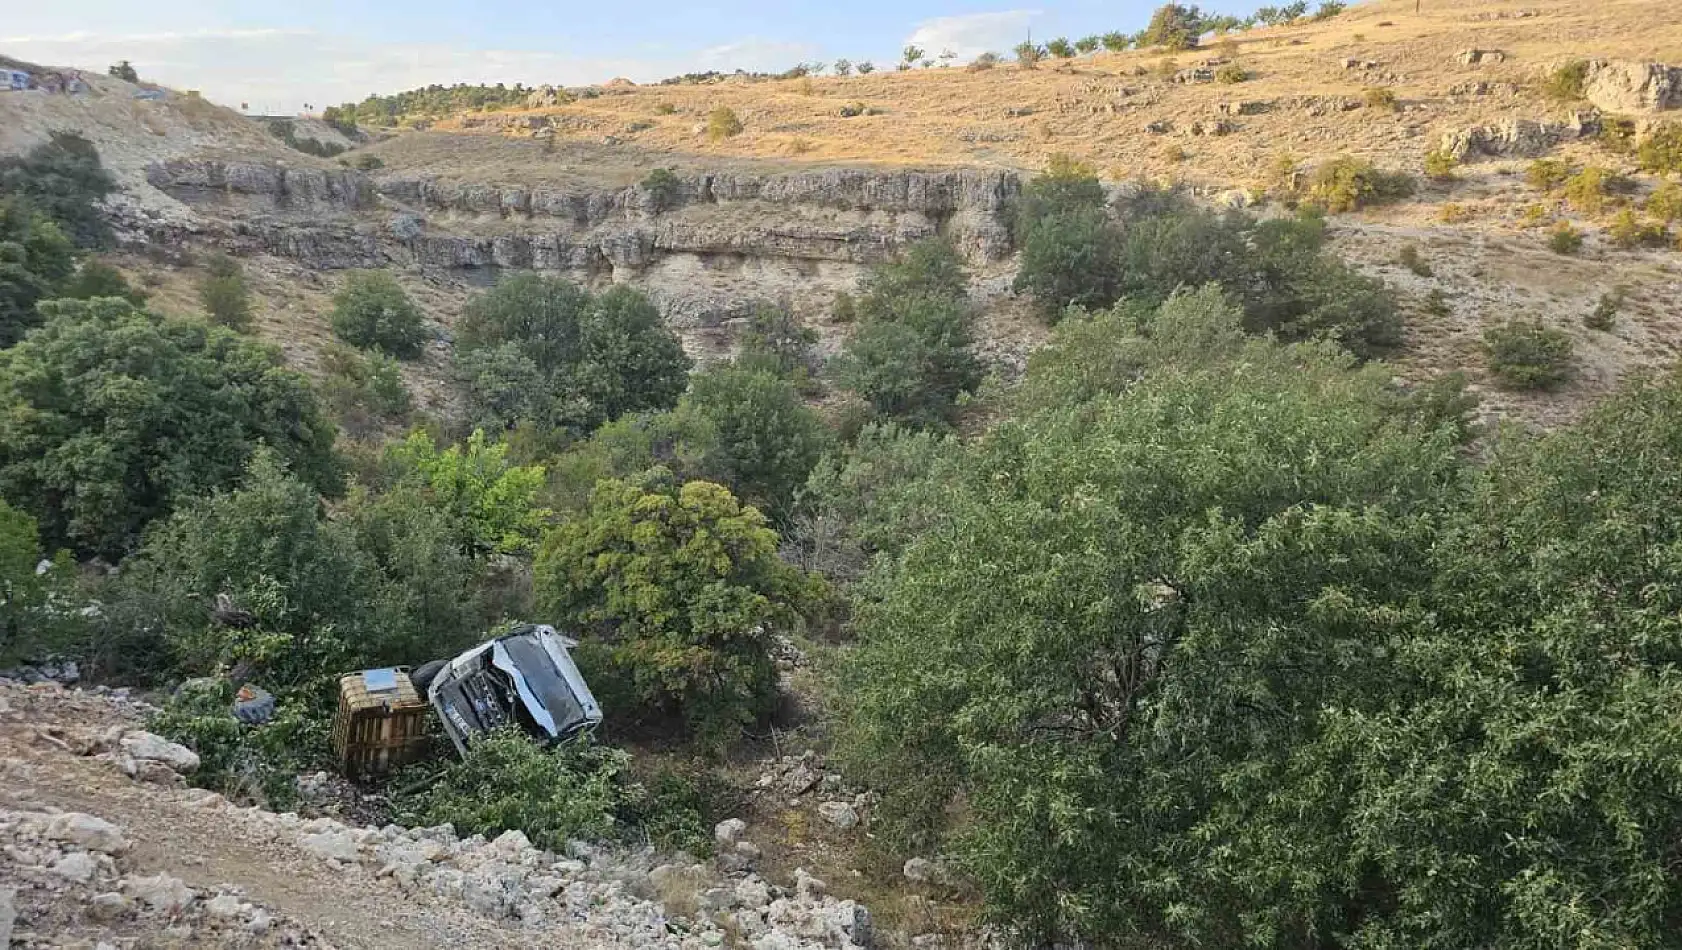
[59,260,146,305]
[1156,57,1181,80]
[0,499,81,667]
[1075,36,1101,54]
[1607,208,1668,249]
[150,680,325,807]
[1046,38,1076,59]
[197,253,252,330]
[641,167,682,213]
[380,429,550,556]
[1423,148,1459,181]
[1306,157,1414,212]
[534,479,820,743]
[1363,87,1399,111]
[706,106,743,141]
[1398,243,1432,276]
[1646,181,1682,223]
[1422,288,1452,317]
[1519,203,1550,228]
[1548,222,1584,254]
[1563,166,1614,214]
[1014,42,1045,69]
[1482,320,1574,390]
[839,240,983,427]
[331,270,427,357]
[1637,122,1682,176]
[856,61,875,74]
[108,61,139,83]
[320,344,411,439]
[1101,32,1130,52]
[1314,0,1346,18]
[1598,116,1639,156]
[1526,158,1570,191]
[683,364,830,520]
[738,303,818,382]
[1215,62,1249,84]
[0,199,77,347]
[1545,60,1590,101]
[1164,144,1189,163]
[0,298,341,558]
[968,52,1000,71]
[1144,3,1205,50]
[1585,290,1622,331]
[352,154,384,171]
[833,59,853,76]
[0,132,116,248]
[401,731,628,850]
[1438,203,1471,224]
[456,276,689,436]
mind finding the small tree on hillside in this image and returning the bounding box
[330,270,427,357]
[197,253,252,330]
[1144,3,1206,50]
[108,61,140,83]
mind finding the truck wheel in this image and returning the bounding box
[409,660,446,693]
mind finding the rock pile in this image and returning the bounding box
[0,808,300,946]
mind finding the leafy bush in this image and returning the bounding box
[1598,116,1638,156]
[330,270,427,357]
[0,132,116,248]
[1637,122,1682,176]
[1545,60,1590,101]
[1646,181,1682,223]
[1101,32,1130,52]
[1313,0,1346,18]
[837,239,982,428]
[1526,158,1570,190]
[197,254,252,330]
[1075,36,1100,54]
[400,731,627,850]
[1548,222,1584,254]
[266,120,346,159]
[683,364,829,521]
[108,61,139,83]
[151,679,326,807]
[319,344,411,439]
[1045,38,1075,59]
[535,479,821,743]
[0,499,81,666]
[856,61,875,75]
[1563,166,1614,214]
[59,260,145,305]
[0,298,341,558]
[1482,320,1574,390]
[1015,204,1124,318]
[1607,208,1668,249]
[1014,42,1044,69]
[456,275,690,436]
[352,154,384,171]
[642,167,682,213]
[967,52,999,71]
[1144,3,1205,50]
[1306,157,1414,212]
[0,199,76,347]
[1423,148,1459,181]
[737,303,818,383]
[706,107,743,141]
[378,429,549,557]
[1215,62,1249,84]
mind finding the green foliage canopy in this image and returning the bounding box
[330,270,428,357]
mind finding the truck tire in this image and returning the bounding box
[408,659,446,694]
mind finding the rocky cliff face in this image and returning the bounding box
[140,158,1022,335]
[1581,60,1682,114]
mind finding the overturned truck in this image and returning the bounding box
[332,624,603,777]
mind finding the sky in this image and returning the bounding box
[1,1,1257,114]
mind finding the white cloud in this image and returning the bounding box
[1,30,820,113]
[902,10,1041,62]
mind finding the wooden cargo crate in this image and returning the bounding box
[331,668,430,779]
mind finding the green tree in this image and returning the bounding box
[1482,320,1574,390]
[58,259,146,306]
[737,303,818,382]
[837,240,981,428]
[0,133,116,248]
[108,61,140,83]
[534,479,819,742]
[0,298,341,558]
[456,275,690,436]
[197,253,252,330]
[330,270,428,357]
[1143,3,1206,50]
[378,429,549,556]
[836,291,1463,942]
[683,364,829,520]
[1045,38,1076,59]
[0,499,79,665]
[0,199,77,347]
[319,344,411,440]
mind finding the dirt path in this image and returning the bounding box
[0,684,535,949]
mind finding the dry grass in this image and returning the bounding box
[360,0,1682,192]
